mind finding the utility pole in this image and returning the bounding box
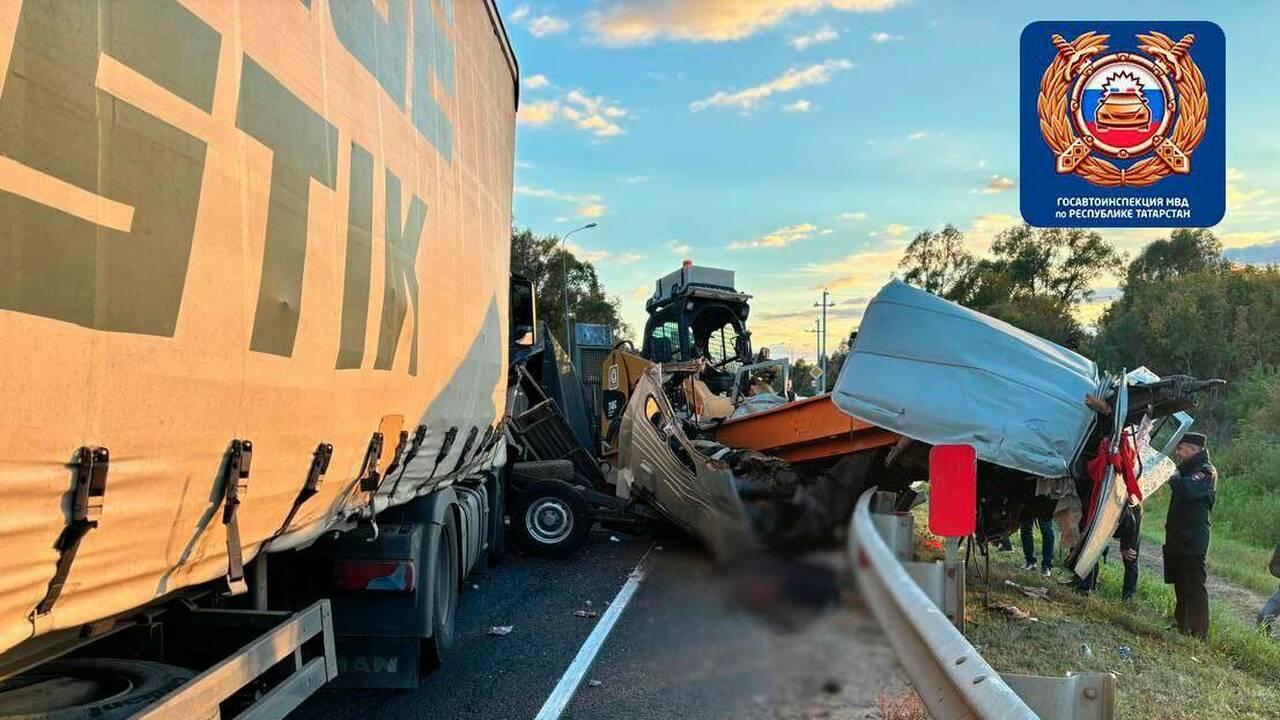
[805,317,822,395]
[814,290,836,392]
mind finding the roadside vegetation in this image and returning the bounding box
[893,226,1280,718]
[968,554,1280,720]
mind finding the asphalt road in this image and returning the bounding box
[293,530,904,720]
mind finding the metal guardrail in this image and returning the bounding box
[849,489,1115,720]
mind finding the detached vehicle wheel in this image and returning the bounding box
[513,481,590,557]
[0,659,198,720]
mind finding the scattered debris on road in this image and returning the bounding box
[588,679,603,688]
[574,609,600,619]
[487,626,514,636]
[992,603,1037,621]
[1003,579,1050,600]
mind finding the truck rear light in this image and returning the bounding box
[331,560,415,592]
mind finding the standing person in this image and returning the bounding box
[1259,543,1280,631]
[1116,500,1143,600]
[1074,501,1141,598]
[1163,432,1217,639]
[1020,514,1056,576]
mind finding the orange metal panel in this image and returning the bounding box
[712,393,899,463]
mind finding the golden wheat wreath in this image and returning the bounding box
[1038,31,1208,187]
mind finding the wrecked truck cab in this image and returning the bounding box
[833,280,1219,577]
[618,366,758,560]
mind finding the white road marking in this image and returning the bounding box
[533,545,654,720]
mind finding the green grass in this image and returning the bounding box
[967,553,1280,720]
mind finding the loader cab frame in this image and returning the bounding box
[641,266,752,396]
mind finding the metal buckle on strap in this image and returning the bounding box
[274,443,333,539]
[387,425,428,499]
[452,427,480,474]
[358,432,385,493]
[34,446,109,617]
[223,439,253,596]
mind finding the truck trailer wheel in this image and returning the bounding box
[0,659,198,720]
[513,481,590,558]
[424,512,459,669]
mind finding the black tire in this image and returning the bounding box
[0,659,195,720]
[487,472,507,568]
[512,481,590,558]
[424,512,459,668]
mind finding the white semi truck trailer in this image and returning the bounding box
[0,0,519,715]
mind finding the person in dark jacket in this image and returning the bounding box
[1075,501,1142,599]
[1163,432,1217,639]
[1259,543,1280,631]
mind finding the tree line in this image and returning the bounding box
[510,228,629,347]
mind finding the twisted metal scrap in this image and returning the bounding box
[1038,31,1206,187]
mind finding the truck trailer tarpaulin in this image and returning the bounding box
[0,0,516,658]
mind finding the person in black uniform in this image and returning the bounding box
[1075,500,1142,599]
[1163,432,1217,639]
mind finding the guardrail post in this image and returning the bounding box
[1002,672,1116,720]
[868,493,965,630]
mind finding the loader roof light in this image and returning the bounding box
[331,559,415,592]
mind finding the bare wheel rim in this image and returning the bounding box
[525,497,574,544]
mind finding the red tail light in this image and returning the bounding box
[331,560,415,592]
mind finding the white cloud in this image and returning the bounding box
[962,212,1017,254]
[523,74,550,89]
[906,130,929,141]
[618,175,651,183]
[566,242,610,263]
[517,100,561,126]
[690,59,854,113]
[798,246,905,292]
[870,31,904,42]
[509,5,530,23]
[869,222,908,238]
[1227,173,1268,211]
[1221,230,1280,249]
[587,0,905,45]
[667,239,691,254]
[783,99,815,112]
[516,88,630,138]
[790,24,838,50]
[729,223,823,250]
[528,15,570,38]
[975,175,1017,195]
[630,285,651,300]
[616,252,646,265]
[838,211,868,222]
[515,184,608,219]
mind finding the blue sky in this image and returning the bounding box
[501,0,1280,358]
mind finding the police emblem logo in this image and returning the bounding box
[1020,22,1224,228]
[1039,31,1206,186]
